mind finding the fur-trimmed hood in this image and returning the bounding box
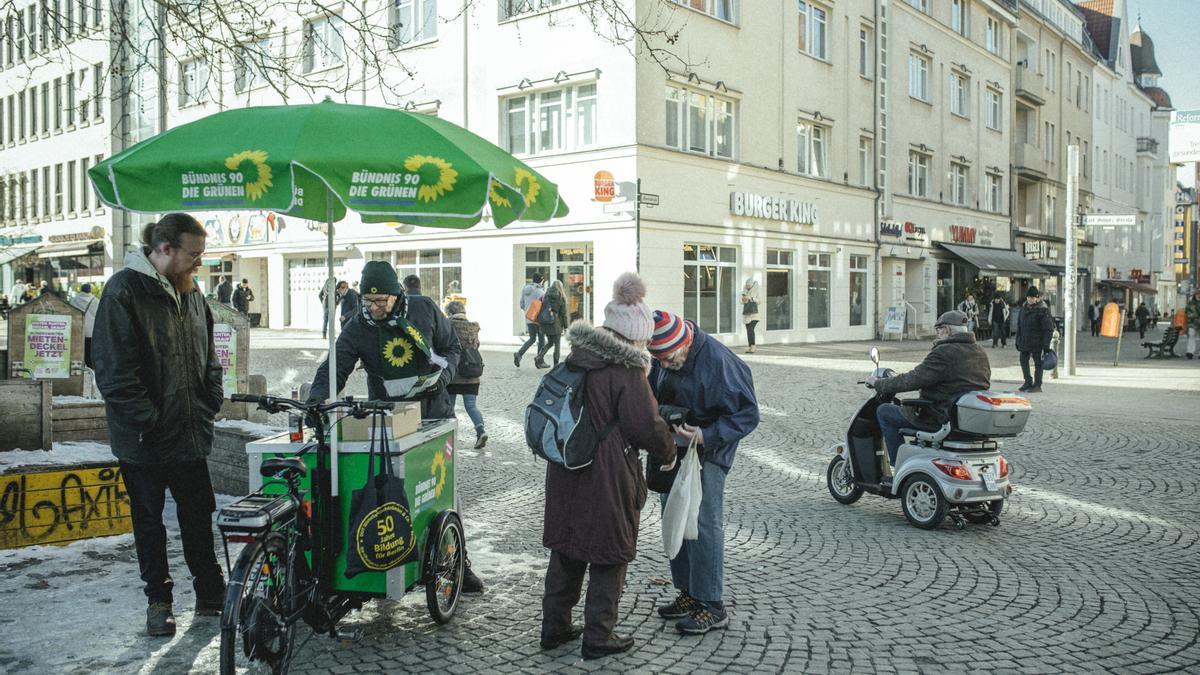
[566,320,652,371]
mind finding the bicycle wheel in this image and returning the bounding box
[424,511,465,624]
[220,540,296,675]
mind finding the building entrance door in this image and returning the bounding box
[521,244,593,324]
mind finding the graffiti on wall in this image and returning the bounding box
[0,466,131,549]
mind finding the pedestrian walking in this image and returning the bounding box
[535,279,570,368]
[319,285,331,338]
[989,295,1009,348]
[232,278,253,314]
[541,272,676,660]
[741,277,760,354]
[648,309,760,635]
[1016,287,1055,393]
[1135,302,1150,339]
[957,292,980,336]
[69,283,100,369]
[216,276,233,305]
[1186,288,1200,359]
[92,214,226,637]
[403,274,423,296]
[337,280,360,328]
[446,300,488,450]
[1087,299,1102,337]
[514,273,546,367]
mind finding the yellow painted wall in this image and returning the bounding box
[0,465,130,549]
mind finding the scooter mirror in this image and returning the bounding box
[869,347,879,366]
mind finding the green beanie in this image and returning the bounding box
[360,260,401,295]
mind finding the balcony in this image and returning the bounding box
[1015,143,1048,180]
[1137,137,1158,156]
[1015,67,1046,106]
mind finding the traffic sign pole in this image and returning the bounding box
[1065,146,1078,376]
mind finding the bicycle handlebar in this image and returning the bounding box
[229,394,394,417]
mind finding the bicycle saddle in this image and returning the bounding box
[260,457,308,479]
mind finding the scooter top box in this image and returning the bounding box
[954,391,1031,437]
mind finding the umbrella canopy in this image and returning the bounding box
[88,99,569,228]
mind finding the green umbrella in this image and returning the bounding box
[88,99,570,494]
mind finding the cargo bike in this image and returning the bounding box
[215,394,464,674]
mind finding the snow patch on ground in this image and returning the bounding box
[0,441,115,471]
[214,418,285,437]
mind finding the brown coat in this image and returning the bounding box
[542,322,676,565]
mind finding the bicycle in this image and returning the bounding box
[216,394,465,674]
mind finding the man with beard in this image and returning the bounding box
[93,214,226,637]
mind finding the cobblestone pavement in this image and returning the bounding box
[3,327,1198,674]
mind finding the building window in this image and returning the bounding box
[670,0,735,22]
[1082,141,1089,178]
[53,78,61,129]
[391,0,437,47]
[80,156,89,211]
[16,12,24,63]
[849,254,868,327]
[502,82,597,157]
[303,14,345,73]
[766,249,793,331]
[29,169,37,219]
[17,91,24,140]
[235,38,271,92]
[986,173,1003,212]
[42,166,50,214]
[92,63,102,118]
[54,163,62,214]
[40,82,48,130]
[949,72,968,117]
[797,120,829,178]
[26,6,36,58]
[67,159,76,213]
[858,26,873,78]
[906,0,928,12]
[1045,51,1056,91]
[665,84,735,159]
[683,243,737,335]
[859,136,874,187]
[908,52,930,101]
[521,246,594,323]
[179,58,208,107]
[501,1,566,20]
[907,151,929,197]
[66,72,75,126]
[985,89,1001,130]
[807,252,831,329]
[395,248,462,302]
[951,0,967,35]
[1044,122,1055,162]
[950,162,968,206]
[985,16,1001,55]
[797,1,827,60]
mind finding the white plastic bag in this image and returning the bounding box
[662,436,703,559]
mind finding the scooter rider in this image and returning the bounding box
[866,310,991,476]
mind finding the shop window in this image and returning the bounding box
[683,243,737,334]
[849,254,867,326]
[766,249,793,331]
[807,252,831,329]
[395,248,462,301]
[522,245,594,323]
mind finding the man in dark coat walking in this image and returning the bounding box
[541,273,675,660]
[93,214,226,637]
[869,310,991,468]
[1016,286,1055,393]
[216,276,233,305]
[648,310,759,636]
[231,278,253,314]
[1087,300,1102,336]
[335,280,360,328]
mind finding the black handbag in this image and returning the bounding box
[743,299,758,315]
[344,414,418,578]
[647,458,680,493]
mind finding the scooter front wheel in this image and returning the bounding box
[901,475,948,529]
[826,456,864,505]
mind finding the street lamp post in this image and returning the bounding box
[1064,146,1078,376]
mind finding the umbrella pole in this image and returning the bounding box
[327,191,340,497]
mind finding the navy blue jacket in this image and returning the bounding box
[649,324,759,469]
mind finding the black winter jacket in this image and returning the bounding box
[309,294,462,418]
[93,249,224,464]
[873,332,991,407]
[1015,302,1055,352]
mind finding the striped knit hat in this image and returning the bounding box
[648,310,693,356]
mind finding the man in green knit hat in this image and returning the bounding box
[308,260,484,592]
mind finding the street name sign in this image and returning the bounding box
[1083,214,1136,227]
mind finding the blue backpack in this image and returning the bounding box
[525,363,616,470]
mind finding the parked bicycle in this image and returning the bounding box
[217,394,465,674]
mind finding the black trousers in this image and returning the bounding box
[1090,319,1100,336]
[991,320,1006,347]
[536,333,562,365]
[120,459,224,606]
[542,550,627,646]
[516,322,545,360]
[745,320,759,347]
[1020,350,1044,388]
[83,337,94,369]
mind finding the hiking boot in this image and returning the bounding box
[676,603,729,635]
[581,635,634,660]
[657,591,697,619]
[473,432,488,450]
[147,602,177,637]
[540,625,583,650]
[462,564,484,595]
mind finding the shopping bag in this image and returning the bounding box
[344,414,418,579]
[525,297,544,323]
[661,436,703,559]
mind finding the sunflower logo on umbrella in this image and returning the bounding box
[383,336,415,368]
[224,150,273,201]
[404,155,458,203]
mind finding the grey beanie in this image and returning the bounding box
[602,272,654,341]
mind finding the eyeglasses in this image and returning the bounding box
[362,297,392,307]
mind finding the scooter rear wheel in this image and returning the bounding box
[826,456,863,505]
[901,475,948,529]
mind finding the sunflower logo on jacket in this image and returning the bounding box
[383,336,415,368]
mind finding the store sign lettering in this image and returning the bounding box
[880,221,902,237]
[903,221,928,242]
[730,192,817,225]
[950,225,976,244]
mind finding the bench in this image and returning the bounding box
[1142,326,1181,359]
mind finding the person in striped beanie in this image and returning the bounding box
[648,310,694,369]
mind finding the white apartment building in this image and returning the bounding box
[0,1,116,297]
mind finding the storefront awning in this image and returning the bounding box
[0,244,42,266]
[37,240,104,259]
[937,243,1049,276]
[1099,279,1157,295]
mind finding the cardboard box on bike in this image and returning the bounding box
[333,402,421,442]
